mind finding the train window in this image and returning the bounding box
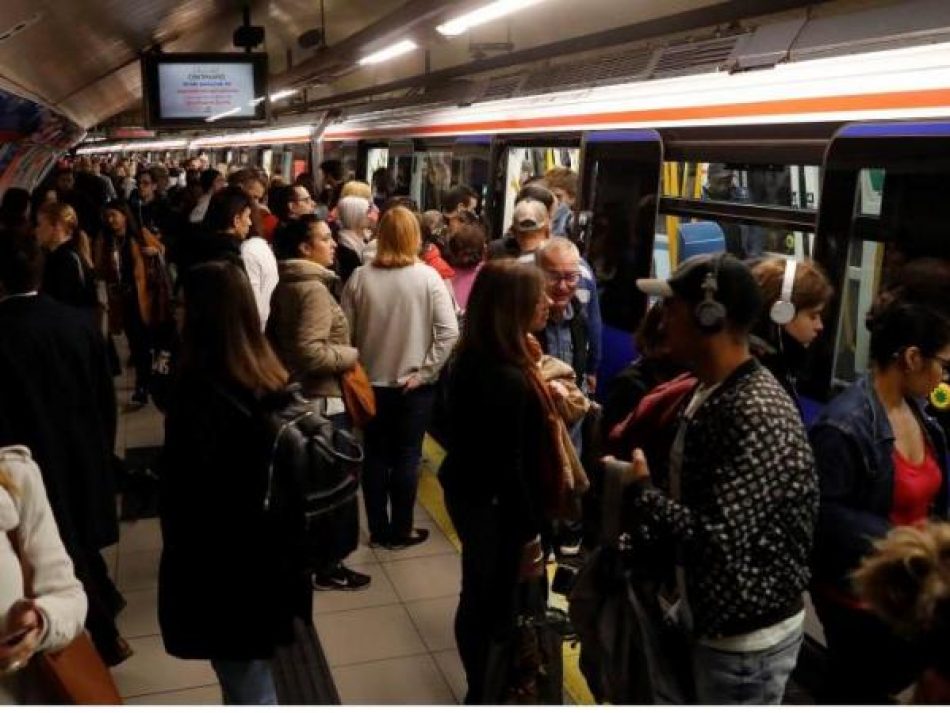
[502,147,580,233]
[857,168,884,216]
[831,238,884,385]
[660,161,820,262]
[366,148,388,183]
[411,150,452,211]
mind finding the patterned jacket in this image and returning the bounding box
[628,359,818,638]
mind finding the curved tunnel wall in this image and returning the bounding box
[0,87,84,195]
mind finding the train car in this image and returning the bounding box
[75,31,950,412]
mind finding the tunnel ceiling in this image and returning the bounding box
[0,0,831,131]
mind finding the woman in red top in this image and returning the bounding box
[810,293,950,703]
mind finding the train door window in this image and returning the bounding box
[366,148,389,183]
[261,149,274,177]
[657,161,819,276]
[831,235,884,385]
[411,150,452,211]
[502,147,580,233]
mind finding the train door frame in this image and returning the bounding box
[578,129,664,389]
[806,119,950,401]
[448,135,492,231]
[489,133,583,241]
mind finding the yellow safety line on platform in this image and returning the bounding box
[418,436,596,706]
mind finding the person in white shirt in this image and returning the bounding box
[0,446,87,704]
[234,172,279,328]
[341,206,459,549]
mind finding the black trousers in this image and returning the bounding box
[813,593,924,703]
[449,500,524,703]
[122,294,152,392]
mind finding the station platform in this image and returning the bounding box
[105,339,578,704]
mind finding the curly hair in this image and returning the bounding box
[854,523,950,640]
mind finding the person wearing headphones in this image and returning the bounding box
[749,258,834,407]
[609,253,818,704]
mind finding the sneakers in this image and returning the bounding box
[312,563,372,592]
[388,528,429,551]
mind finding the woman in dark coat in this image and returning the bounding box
[159,260,309,704]
[439,259,571,703]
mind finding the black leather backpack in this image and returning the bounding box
[263,387,363,571]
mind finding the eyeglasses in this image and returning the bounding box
[293,194,315,204]
[543,270,581,286]
[934,355,950,377]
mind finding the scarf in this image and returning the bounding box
[524,334,589,519]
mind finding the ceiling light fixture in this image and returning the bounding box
[436,0,546,37]
[358,39,418,66]
[206,107,242,123]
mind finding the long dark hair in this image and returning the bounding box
[179,261,288,394]
[102,200,142,240]
[458,259,544,367]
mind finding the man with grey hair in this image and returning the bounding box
[534,236,595,557]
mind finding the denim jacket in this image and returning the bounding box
[809,376,949,593]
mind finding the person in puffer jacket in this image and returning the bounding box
[268,214,373,593]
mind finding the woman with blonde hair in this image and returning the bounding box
[341,206,459,548]
[855,523,950,702]
[334,194,372,284]
[0,447,88,704]
[35,202,97,310]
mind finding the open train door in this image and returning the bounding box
[806,120,950,414]
[578,129,662,394]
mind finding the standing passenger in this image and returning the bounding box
[439,260,571,702]
[35,202,97,311]
[749,258,833,408]
[159,261,309,705]
[335,195,371,285]
[0,232,126,666]
[445,223,487,313]
[98,201,167,406]
[268,215,372,592]
[809,295,950,703]
[616,254,818,704]
[341,207,459,548]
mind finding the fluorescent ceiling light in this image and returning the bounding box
[358,39,418,66]
[206,107,242,123]
[269,88,298,102]
[437,0,546,36]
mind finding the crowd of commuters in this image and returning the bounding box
[0,151,948,706]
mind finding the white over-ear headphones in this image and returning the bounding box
[769,259,798,325]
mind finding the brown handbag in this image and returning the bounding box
[340,363,377,429]
[6,529,123,704]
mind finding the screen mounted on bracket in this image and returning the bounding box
[141,52,269,129]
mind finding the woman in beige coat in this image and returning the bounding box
[268,214,371,593]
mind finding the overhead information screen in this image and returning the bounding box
[142,53,269,129]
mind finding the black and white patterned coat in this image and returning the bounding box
[629,359,818,639]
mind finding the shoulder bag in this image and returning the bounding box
[339,362,376,429]
[6,529,122,704]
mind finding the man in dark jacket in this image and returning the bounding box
[615,254,818,704]
[0,231,128,664]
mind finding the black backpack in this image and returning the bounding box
[263,388,363,571]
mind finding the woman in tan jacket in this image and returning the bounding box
[268,214,371,592]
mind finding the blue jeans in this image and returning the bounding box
[211,659,277,705]
[361,385,436,541]
[692,626,803,704]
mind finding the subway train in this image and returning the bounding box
[79,36,950,418]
